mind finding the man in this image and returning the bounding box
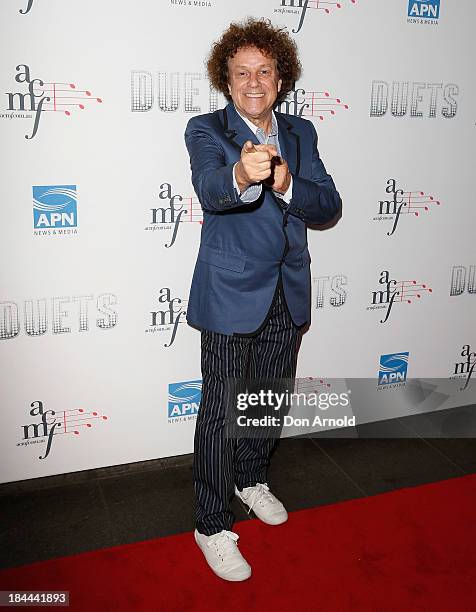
[184,18,341,581]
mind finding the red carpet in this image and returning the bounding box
[1,474,476,611]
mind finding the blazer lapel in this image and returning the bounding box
[221,103,301,178]
[222,102,260,152]
[275,111,300,177]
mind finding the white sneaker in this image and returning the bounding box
[194,529,252,581]
[235,483,288,525]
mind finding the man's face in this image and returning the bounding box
[227,46,282,123]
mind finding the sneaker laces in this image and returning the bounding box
[207,530,240,558]
[243,483,278,515]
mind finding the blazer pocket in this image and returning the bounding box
[198,244,246,273]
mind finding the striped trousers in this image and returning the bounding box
[193,280,301,535]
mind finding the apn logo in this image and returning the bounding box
[408,0,440,22]
[378,352,409,386]
[374,179,440,236]
[33,185,77,230]
[168,380,202,420]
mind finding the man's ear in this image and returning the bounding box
[277,79,282,93]
[228,83,232,96]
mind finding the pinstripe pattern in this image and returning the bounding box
[193,281,301,535]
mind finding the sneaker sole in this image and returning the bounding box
[247,510,288,525]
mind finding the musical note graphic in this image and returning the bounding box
[300,90,349,120]
[52,408,108,436]
[394,280,433,304]
[400,191,441,216]
[295,376,331,394]
[182,197,204,224]
[32,82,103,116]
[306,0,357,14]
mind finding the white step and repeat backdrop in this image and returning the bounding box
[1,0,475,484]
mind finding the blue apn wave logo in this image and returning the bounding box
[408,0,440,20]
[378,352,409,386]
[168,380,202,418]
[33,185,77,229]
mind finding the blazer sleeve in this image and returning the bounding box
[286,121,342,224]
[184,116,249,212]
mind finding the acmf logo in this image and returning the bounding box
[4,64,102,139]
[275,0,358,35]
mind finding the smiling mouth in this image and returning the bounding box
[244,93,265,98]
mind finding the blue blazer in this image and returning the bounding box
[184,102,341,335]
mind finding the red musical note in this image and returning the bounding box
[307,0,355,13]
[401,191,441,216]
[181,197,204,224]
[32,82,102,115]
[52,407,108,436]
[395,280,432,304]
[301,91,349,120]
[295,376,331,394]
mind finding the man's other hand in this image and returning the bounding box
[268,156,291,195]
[235,141,278,193]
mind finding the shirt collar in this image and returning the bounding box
[234,105,278,139]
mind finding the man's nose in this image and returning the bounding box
[248,72,260,88]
